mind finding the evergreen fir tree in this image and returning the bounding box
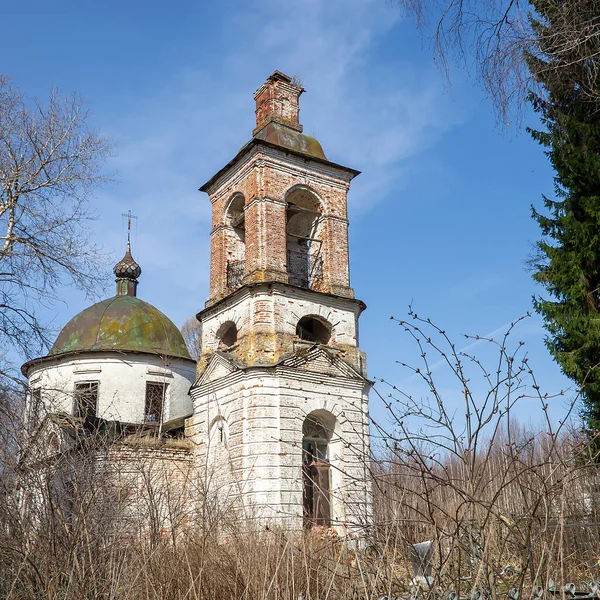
[528,0,600,438]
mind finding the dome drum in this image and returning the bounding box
[26,352,195,427]
[22,243,195,429]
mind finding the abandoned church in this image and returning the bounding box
[22,71,373,537]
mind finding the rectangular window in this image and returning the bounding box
[30,388,42,426]
[74,381,98,421]
[144,382,167,423]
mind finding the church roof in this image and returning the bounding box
[199,136,360,193]
[199,71,360,193]
[253,121,327,160]
[113,242,141,280]
[46,295,192,361]
[22,240,193,377]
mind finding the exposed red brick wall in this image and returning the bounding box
[204,72,358,307]
[254,72,304,134]
[205,147,356,306]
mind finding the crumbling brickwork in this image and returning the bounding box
[190,71,372,538]
[204,145,357,305]
[253,71,304,134]
[196,282,367,372]
[105,444,194,540]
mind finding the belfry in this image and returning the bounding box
[188,71,372,534]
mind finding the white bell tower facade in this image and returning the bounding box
[188,72,372,536]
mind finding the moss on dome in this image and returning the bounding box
[253,122,327,160]
[48,295,192,360]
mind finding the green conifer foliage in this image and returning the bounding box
[528,0,600,436]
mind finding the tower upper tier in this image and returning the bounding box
[200,71,360,308]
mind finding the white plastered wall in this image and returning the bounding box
[189,363,372,536]
[200,285,361,352]
[28,353,196,425]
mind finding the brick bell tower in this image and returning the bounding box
[188,71,372,536]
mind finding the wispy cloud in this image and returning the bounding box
[89,0,468,325]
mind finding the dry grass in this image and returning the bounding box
[1,314,599,598]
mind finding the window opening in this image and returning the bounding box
[287,238,310,288]
[74,382,98,425]
[227,259,245,290]
[310,249,323,284]
[216,321,238,348]
[209,416,228,449]
[145,382,167,423]
[225,194,246,291]
[302,415,332,527]
[30,388,42,427]
[296,316,331,345]
[286,188,323,290]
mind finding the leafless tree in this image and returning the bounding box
[3,311,599,598]
[181,315,202,360]
[394,0,600,122]
[0,75,112,366]
[370,309,599,592]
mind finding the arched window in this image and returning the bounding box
[302,412,334,527]
[209,416,228,446]
[216,321,238,348]
[224,194,245,290]
[286,187,323,289]
[296,316,331,345]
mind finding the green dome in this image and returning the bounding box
[48,295,192,361]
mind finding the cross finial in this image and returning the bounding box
[122,210,138,250]
[115,210,141,297]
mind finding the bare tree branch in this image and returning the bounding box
[181,316,202,361]
[395,0,600,123]
[0,75,113,366]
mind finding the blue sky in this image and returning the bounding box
[1,0,578,431]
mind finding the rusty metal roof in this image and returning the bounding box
[199,137,360,194]
[47,295,192,361]
[253,122,327,160]
[113,243,141,280]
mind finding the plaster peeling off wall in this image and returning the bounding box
[28,353,195,425]
[188,359,372,536]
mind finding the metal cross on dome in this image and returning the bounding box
[122,210,138,248]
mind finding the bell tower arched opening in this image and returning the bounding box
[302,412,334,527]
[224,193,246,290]
[296,315,331,345]
[286,187,323,289]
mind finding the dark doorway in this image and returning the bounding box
[302,415,332,527]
